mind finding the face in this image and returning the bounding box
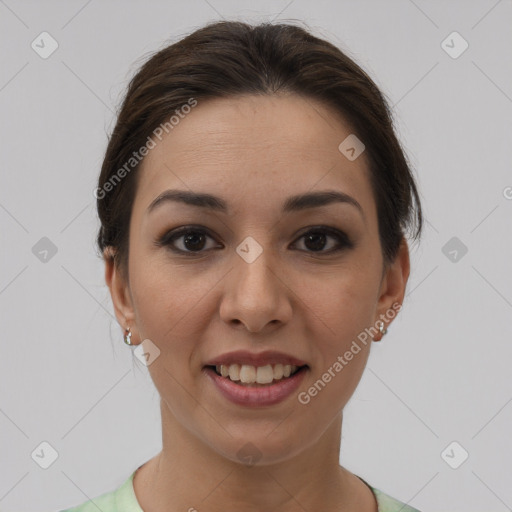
[106,93,409,465]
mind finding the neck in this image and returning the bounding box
[133,400,377,512]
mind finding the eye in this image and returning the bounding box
[156,225,353,255]
[291,226,353,254]
[157,226,220,254]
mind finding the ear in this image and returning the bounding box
[374,237,410,340]
[103,247,137,342]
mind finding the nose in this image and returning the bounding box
[219,245,293,334]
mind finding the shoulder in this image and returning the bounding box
[57,490,116,512]
[369,485,422,512]
[56,470,140,512]
[356,474,421,512]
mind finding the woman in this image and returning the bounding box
[63,20,423,512]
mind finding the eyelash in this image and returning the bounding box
[155,225,354,256]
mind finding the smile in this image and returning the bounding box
[203,364,308,407]
[211,363,304,385]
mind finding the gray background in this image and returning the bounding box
[1,1,511,511]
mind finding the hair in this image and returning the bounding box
[96,20,423,279]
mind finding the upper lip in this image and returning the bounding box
[204,350,308,368]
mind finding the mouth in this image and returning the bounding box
[205,363,308,387]
[203,363,308,406]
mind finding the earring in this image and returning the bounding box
[123,327,132,346]
[374,320,387,342]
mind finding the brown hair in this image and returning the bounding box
[96,20,423,278]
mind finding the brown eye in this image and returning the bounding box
[179,231,208,251]
[158,227,220,254]
[292,227,353,254]
[156,225,353,256]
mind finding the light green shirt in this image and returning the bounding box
[59,469,421,512]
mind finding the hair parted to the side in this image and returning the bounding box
[96,20,423,279]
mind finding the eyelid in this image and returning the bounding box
[156,225,353,254]
[290,225,353,252]
[155,225,220,251]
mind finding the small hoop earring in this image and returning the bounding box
[123,327,132,346]
[374,320,387,342]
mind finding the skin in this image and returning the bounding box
[105,93,410,512]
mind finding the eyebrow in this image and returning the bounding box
[147,189,365,219]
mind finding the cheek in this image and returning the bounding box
[296,259,379,404]
[129,253,219,368]
[298,275,376,418]
[128,262,212,412]
[300,259,381,343]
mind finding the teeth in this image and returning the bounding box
[273,363,284,379]
[228,364,240,381]
[256,365,274,384]
[239,364,256,383]
[215,363,300,384]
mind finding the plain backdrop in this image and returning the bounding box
[1,1,511,511]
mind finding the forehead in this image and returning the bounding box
[134,93,376,221]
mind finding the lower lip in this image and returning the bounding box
[203,366,307,407]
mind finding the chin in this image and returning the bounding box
[208,428,309,467]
